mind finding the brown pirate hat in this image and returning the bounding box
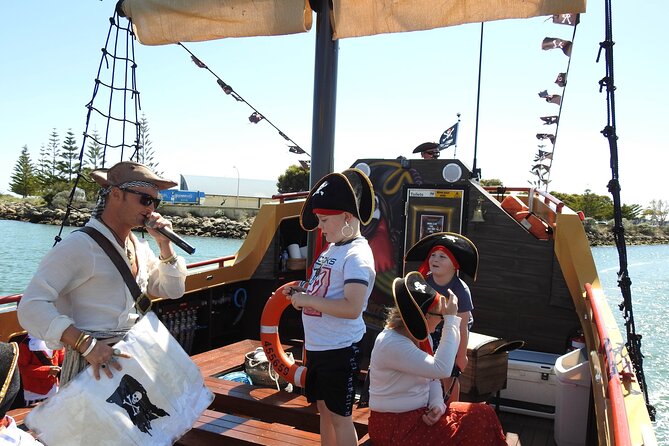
[300,168,375,231]
[90,161,177,190]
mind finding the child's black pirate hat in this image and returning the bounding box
[392,271,443,342]
[300,168,375,231]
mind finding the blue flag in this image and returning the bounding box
[439,123,458,148]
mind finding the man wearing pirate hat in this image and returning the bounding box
[0,341,43,444]
[18,161,187,385]
[366,272,506,445]
[412,142,441,159]
[286,168,375,446]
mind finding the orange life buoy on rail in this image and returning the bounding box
[260,281,307,387]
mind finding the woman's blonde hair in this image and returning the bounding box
[384,306,405,330]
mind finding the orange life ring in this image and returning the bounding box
[260,281,307,387]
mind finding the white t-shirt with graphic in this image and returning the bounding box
[302,237,375,351]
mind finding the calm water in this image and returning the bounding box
[0,220,243,296]
[1,220,667,440]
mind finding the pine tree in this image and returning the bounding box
[80,130,105,199]
[58,129,80,182]
[46,129,61,181]
[137,115,161,174]
[85,130,104,170]
[10,146,36,197]
[36,143,52,191]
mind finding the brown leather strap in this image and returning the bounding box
[78,226,152,315]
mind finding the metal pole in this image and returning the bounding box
[310,0,337,187]
[472,23,484,180]
[233,166,240,208]
[307,0,338,268]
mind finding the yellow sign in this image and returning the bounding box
[435,190,463,199]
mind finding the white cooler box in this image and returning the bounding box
[498,349,560,419]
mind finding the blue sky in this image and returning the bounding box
[1,1,665,207]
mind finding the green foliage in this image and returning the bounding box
[480,178,503,186]
[551,189,613,220]
[634,224,657,236]
[10,146,37,197]
[136,114,161,175]
[58,129,80,182]
[85,130,104,170]
[277,164,310,193]
[621,203,643,221]
[46,129,60,180]
[647,199,668,226]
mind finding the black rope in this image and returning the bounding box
[177,42,310,157]
[54,11,142,246]
[598,0,655,421]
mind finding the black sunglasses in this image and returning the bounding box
[121,188,162,208]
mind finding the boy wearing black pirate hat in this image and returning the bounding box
[287,168,375,446]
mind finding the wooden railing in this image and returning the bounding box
[186,255,236,269]
[483,186,565,213]
[0,294,22,305]
[271,191,309,203]
[584,283,632,446]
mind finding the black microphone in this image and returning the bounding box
[145,219,196,255]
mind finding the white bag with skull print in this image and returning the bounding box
[25,312,213,446]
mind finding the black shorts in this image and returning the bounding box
[304,342,361,417]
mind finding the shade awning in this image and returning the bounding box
[332,0,586,39]
[120,0,586,45]
[120,0,314,45]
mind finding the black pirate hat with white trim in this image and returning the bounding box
[0,341,20,418]
[405,232,479,281]
[300,168,375,231]
[392,271,443,342]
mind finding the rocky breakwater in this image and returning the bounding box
[586,231,669,247]
[0,201,253,239]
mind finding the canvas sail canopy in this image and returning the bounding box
[120,0,586,45]
[119,0,314,45]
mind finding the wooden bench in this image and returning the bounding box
[185,339,371,445]
[176,410,322,446]
[204,376,370,437]
[191,339,264,378]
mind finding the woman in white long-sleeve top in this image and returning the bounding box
[368,271,506,446]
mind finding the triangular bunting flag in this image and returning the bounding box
[288,145,306,154]
[545,95,562,105]
[540,116,559,125]
[542,37,573,57]
[536,134,556,145]
[555,73,567,88]
[248,112,264,124]
[552,13,579,26]
[190,55,207,69]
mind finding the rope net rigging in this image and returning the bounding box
[54,11,141,246]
